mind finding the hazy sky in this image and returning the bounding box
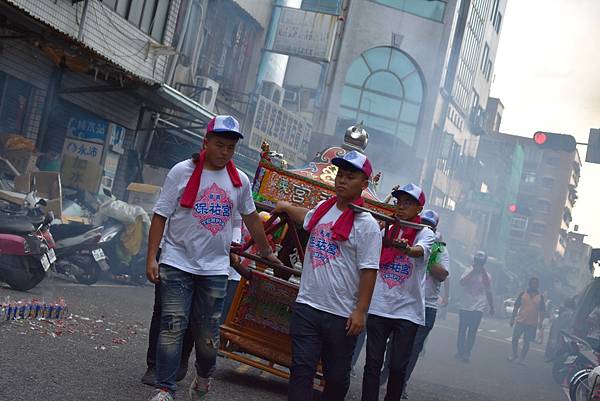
[490,0,600,248]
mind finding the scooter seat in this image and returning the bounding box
[50,223,98,240]
[0,215,35,234]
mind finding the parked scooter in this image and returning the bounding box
[0,199,55,291]
[60,189,150,284]
[50,222,109,285]
[553,331,600,386]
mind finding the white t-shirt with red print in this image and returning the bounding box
[459,267,492,313]
[295,202,382,318]
[153,159,256,276]
[369,227,435,325]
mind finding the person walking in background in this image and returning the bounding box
[509,277,545,365]
[455,251,494,363]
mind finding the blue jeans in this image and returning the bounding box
[155,265,227,392]
[457,309,483,358]
[288,303,359,401]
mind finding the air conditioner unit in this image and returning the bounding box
[194,76,219,112]
[173,65,191,87]
[260,81,284,106]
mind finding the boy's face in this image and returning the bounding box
[334,166,368,201]
[529,278,539,290]
[394,193,423,220]
[205,133,238,168]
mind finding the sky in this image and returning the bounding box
[490,0,600,248]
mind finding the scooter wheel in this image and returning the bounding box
[570,369,592,401]
[72,254,101,285]
[4,256,46,291]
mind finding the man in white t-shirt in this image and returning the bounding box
[361,184,435,401]
[145,115,280,401]
[455,251,494,363]
[273,150,382,401]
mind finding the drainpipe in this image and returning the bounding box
[77,0,90,41]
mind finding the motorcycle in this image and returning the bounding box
[61,190,149,284]
[97,217,147,284]
[50,222,109,285]
[553,331,600,386]
[0,199,55,291]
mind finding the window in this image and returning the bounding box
[0,71,32,136]
[337,46,424,147]
[471,91,480,113]
[101,0,171,41]
[197,0,262,93]
[302,0,342,14]
[480,44,489,71]
[541,177,555,189]
[484,59,493,81]
[371,0,447,22]
[545,154,561,166]
[494,112,502,131]
[495,12,503,33]
[538,199,552,214]
[511,216,528,231]
[490,0,500,22]
[530,222,546,235]
[522,171,536,184]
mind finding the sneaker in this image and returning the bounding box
[461,356,470,363]
[148,389,174,401]
[517,360,527,366]
[141,367,156,386]
[507,355,517,362]
[189,375,212,400]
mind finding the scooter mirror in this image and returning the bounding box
[43,211,54,225]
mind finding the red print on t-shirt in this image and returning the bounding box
[192,183,233,236]
[308,222,340,268]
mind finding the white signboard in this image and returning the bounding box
[63,137,104,164]
[269,7,337,62]
[249,95,312,164]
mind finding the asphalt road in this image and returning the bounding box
[0,275,568,401]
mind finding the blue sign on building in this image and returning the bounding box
[66,117,108,143]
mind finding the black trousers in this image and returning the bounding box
[456,309,483,358]
[361,314,418,401]
[288,303,358,401]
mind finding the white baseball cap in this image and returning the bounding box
[206,115,243,139]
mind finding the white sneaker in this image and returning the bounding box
[189,375,212,400]
[148,389,174,401]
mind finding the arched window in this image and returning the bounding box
[338,46,424,147]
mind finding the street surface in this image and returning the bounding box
[1,276,566,401]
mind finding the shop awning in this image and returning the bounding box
[154,84,215,123]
